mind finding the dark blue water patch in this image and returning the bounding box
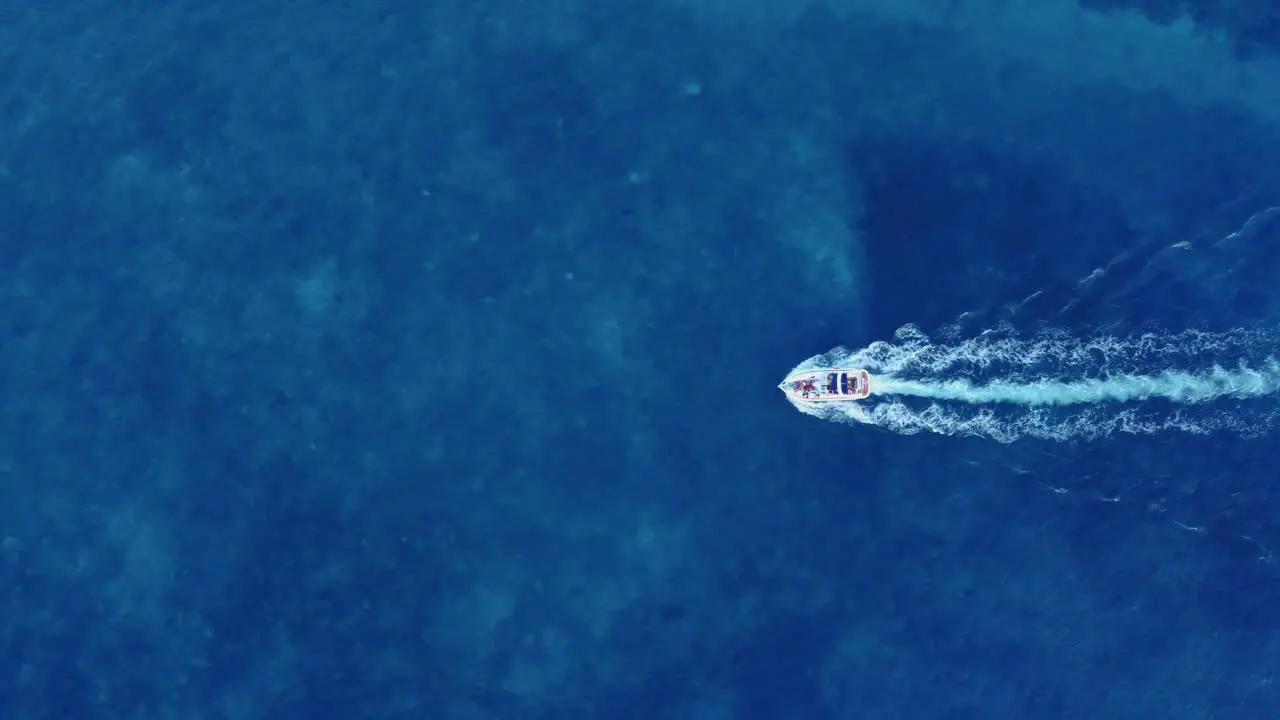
[845,131,1133,341]
[727,610,838,720]
[1077,0,1280,59]
[1199,556,1280,634]
[0,571,100,716]
[1016,427,1280,631]
[466,5,718,196]
[179,451,450,715]
[946,205,1280,349]
[477,47,611,173]
[127,52,232,165]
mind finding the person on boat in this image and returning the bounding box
[795,379,817,398]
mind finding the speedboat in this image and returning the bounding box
[779,368,872,402]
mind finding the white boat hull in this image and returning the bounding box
[779,368,872,402]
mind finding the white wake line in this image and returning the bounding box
[876,365,1280,406]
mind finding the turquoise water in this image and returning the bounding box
[4,2,1280,717]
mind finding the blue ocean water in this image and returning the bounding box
[4,1,1280,717]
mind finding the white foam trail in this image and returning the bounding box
[877,364,1280,406]
[785,325,1280,442]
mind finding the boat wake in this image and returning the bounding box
[785,206,1280,443]
[791,326,1280,442]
